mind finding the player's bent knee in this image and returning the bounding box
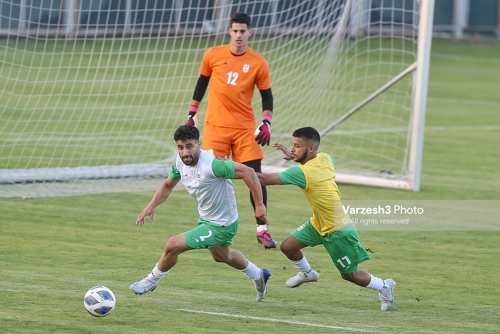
[164,241,177,254]
[279,242,288,254]
[164,235,186,254]
[280,236,296,253]
[280,241,297,257]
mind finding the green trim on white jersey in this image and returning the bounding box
[169,150,239,226]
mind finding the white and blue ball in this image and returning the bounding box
[83,285,116,317]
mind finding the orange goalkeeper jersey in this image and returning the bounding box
[199,44,272,129]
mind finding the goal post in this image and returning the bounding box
[326,0,435,191]
[408,0,435,191]
[0,0,435,198]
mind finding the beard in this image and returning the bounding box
[294,150,308,164]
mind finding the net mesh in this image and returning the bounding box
[0,0,422,197]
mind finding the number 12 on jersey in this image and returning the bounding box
[227,71,238,85]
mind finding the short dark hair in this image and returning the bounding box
[174,125,200,142]
[231,12,251,28]
[292,127,321,147]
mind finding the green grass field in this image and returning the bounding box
[1,39,500,333]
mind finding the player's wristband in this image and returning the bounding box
[187,105,198,126]
[189,105,198,118]
[262,115,272,124]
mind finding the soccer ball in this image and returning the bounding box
[83,285,116,317]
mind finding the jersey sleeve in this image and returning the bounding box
[328,154,335,165]
[255,58,272,90]
[199,48,213,77]
[277,166,306,189]
[211,159,236,179]
[168,163,181,180]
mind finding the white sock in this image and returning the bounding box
[147,262,169,284]
[256,225,267,232]
[240,260,262,281]
[290,256,312,273]
[365,274,384,291]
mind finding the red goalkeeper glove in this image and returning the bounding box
[254,116,272,146]
[187,105,198,126]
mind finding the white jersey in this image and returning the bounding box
[171,150,239,226]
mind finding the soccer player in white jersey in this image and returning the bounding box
[129,125,271,301]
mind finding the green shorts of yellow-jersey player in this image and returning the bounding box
[184,218,240,249]
[291,221,371,274]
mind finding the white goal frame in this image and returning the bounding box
[0,0,435,197]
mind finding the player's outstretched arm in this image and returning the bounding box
[257,172,284,187]
[234,163,268,224]
[136,177,179,226]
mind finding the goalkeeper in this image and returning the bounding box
[186,12,276,249]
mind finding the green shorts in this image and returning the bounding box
[291,221,371,274]
[184,218,240,249]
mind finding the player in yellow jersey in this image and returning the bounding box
[257,127,396,311]
[186,12,276,249]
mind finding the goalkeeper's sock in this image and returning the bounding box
[290,256,311,273]
[147,262,169,284]
[239,260,262,280]
[256,225,268,232]
[366,274,385,291]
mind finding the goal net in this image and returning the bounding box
[0,0,434,198]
